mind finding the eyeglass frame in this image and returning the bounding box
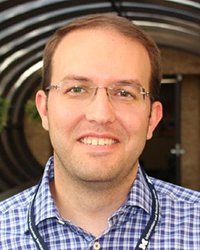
[44,80,154,106]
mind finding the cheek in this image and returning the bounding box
[47,106,83,152]
[118,109,150,137]
[118,110,150,162]
[48,101,83,132]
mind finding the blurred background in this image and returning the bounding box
[0,0,200,200]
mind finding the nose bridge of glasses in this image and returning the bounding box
[89,86,116,109]
[93,86,109,96]
[91,86,112,104]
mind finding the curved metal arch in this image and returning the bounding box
[0,0,200,192]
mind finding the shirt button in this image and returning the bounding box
[93,241,101,250]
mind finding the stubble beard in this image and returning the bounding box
[53,146,139,192]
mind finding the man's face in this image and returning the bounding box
[36,28,162,187]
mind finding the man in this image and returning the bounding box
[0,14,199,250]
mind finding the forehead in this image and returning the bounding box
[54,27,148,55]
[51,28,151,88]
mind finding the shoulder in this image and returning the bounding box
[150,177,200,243]
[0,186,36,248]
[0,185,36,236]
[151,177,200,206]
[0,185,36,218]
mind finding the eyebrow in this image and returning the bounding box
[60,74,143,87]
[61,75,91,83]
[114,80,143,88]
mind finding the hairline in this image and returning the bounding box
[42,14,161,100]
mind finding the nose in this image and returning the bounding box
[85,88,116,124]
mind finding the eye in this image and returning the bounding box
[118,89,132,97]
[112,88,137,100]
[70,86,84,93]
[63,85,88,96]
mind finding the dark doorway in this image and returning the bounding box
[140,75,183,185]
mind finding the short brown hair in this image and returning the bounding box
[42,13,161,100]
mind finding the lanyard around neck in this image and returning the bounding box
[135,167,160,250]
[28,178,48,250]
[28,168,159,250]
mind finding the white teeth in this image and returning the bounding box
[99,138,105,145]
[81,137,116,146]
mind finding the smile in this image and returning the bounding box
[80,137,118,146]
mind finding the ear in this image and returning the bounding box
[147,101,163,140]
[35,90,49,131]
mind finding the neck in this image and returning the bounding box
[50,165,138,236]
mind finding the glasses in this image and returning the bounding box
[45,81,151,108]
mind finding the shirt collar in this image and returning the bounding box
[25,156,58,233]
[125,166,153,214]
[25,158,153,232]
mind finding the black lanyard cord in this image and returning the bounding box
[135,167,160,250]
[28,179,48,250]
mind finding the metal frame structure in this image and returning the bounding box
[0,0,200,191]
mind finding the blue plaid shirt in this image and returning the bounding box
[0,156,200,249]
